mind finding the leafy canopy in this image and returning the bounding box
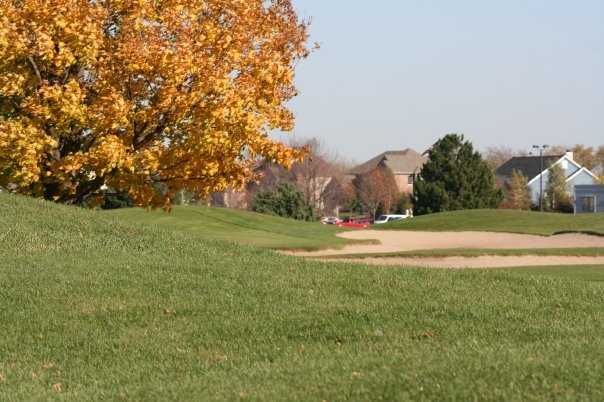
[414,134,503,215]
[352,166,399,219]
[0,0,310,207]
[507,169,532,210]
[545,164,571,212]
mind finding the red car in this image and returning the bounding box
[336,216,371,229]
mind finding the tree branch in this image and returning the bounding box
[27,56,43,83]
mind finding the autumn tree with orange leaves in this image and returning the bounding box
[352,166,399,220]
[0,0,311,207]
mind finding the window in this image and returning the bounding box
[581,196,596,213]
[408,174,415,184]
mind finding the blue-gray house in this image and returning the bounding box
[496,151,598,206]
[574,185,604,213]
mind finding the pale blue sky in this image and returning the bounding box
[281,0,604,162]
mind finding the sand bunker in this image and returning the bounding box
[290,230,604,268]
[327,255,604,269]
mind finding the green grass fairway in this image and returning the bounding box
[502,265,604,283]
[3,193,604,400]
[381,209,604,235]
[106,205,352,251]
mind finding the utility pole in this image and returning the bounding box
[532,145,549,211]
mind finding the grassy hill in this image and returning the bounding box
[2,193,604,400]
[381,209,604,235]
[106,205,350,251]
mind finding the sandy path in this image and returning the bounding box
[292,230,604,256]
[327,255,604,269]
[287,230,604,268]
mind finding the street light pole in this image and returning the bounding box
[533,145,549,212]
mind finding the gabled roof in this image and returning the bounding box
[495,155,563,180]
[348,148,426,175]
[565,167,599,183]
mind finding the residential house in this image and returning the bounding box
[496,151,598,205]
[574,185,604,213]
[211,161,289,209]
[211,156,340,214]
[347,149,427,194]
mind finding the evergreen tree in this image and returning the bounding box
[251,183,315,221]
[414,134,503,215]
[508,169,532,210]
[545,164,570,212]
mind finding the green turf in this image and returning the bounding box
[381,209,604,235]
[319,247,604,259]
[502,265,604,283]
[3,193,604,400]
[105,204,355,251]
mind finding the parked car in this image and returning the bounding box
[337,216,371,229]
[373,214,410,225]
[321,216,342,225]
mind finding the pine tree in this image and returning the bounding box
[414,134,503,215]
[508,169,532,210]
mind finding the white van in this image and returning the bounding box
[374,213,411,225]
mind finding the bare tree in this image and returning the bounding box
[288,137,349,216]
[483,146,527,171]
[544,145,568,156]
[543,144,600,169]
[352,166,399,219]
[322,178,354,216]
[597,145,604,167]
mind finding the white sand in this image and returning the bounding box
[287,230,604,268]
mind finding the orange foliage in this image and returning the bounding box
[0,0,311,207]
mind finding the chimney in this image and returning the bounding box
[565,150,574,161]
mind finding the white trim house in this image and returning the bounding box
[496,151,598,205]
[575,185,604,213]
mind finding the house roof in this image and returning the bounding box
[348,148,426,175]
[495,155,564,180]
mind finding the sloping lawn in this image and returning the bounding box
[2,194,604,400]
[381,209,604,235]
[106,204,351,251]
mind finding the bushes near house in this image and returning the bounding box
[251,183,315,221]
[395,193,413,215]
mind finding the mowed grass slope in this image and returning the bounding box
[2,194,604,400]
[382,208,604,235]
[107,205,350,250]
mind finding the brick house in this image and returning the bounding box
[346,148,427,194]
